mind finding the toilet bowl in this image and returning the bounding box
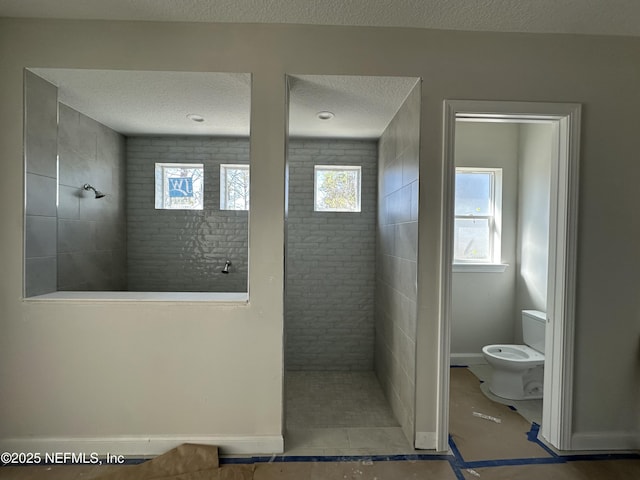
[482,310,546,400]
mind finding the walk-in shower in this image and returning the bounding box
[23,68,251,297]
[284,75,421,450]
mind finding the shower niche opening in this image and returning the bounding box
[24,68,251,298]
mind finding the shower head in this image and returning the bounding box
[83,184,105,199]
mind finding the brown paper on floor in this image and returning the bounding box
[254,459,458,480]
[461,459,640,480]
[449,368,553,462]
[93,443,254,480]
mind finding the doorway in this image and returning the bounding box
[437,101,581,452]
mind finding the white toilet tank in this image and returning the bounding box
[522,310,546,353]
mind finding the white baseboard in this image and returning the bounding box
[571,431,639,451]
[0,434,284,457]
[414,431,437,450]
[450,353,486,366]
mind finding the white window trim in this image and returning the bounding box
[155,162,204,210]
[452,263,508,273]
[220,163,250,211]
[313,165,362,213]
[453,166,503,268]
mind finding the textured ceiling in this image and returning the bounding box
[32,69,252,136]
[289,75,419,139]
[1,0,639,37]
[31,69,418,138]
[15,1,638,137]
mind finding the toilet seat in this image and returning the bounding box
[483,344,544,363]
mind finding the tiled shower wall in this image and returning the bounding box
[126,136,248,292]
[375,83,420,441]
[285,139,378,371]
[24,71,58,296]
[24,72,127,295]
[57,104,127,291]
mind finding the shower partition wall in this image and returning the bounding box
[24,70,58,296]
[374,83,421,444]
[25,72,126,294]
[57,103,127,291]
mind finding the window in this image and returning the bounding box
[314,165,361,212]
[454,167,502,264]
[220,164,250,210]
[155,163,204,210]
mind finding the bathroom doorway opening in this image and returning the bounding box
[438,101,581,452]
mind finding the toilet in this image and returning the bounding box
[482,310,546,400]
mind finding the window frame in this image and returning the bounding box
[220,163,250,211]
[154,162,204,210]
[453,166,503,266]
[313,165,362,213]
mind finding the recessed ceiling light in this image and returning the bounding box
[317,111,335,120]
[187,114,205,123]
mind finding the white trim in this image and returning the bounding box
[454,166,503,264]
[220,163,250,211]
[313,164,362,212]
[0,434,284,457]
[435,100,457,452]
[414,431,437,450]
[452,263,508,273]
[23,291,249,304]
[450,353,487,366]
[440,100,581,452]
[571,432,640,451]
[155,162,204,211]
[540,104,581,451]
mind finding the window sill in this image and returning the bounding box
[23,291,249,304]
[453,263,509,273]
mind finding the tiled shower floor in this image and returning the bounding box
[284,371,419,456]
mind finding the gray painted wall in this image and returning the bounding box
[126,136,249,292]
[4,19,640,453]
[375,83,420,441]
[24,70,58,297]
[515,123,553,342]
[285,139,377,371]
[57,103,127,291]
[451,122,519,355]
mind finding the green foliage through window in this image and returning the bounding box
[314,166,361,212]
